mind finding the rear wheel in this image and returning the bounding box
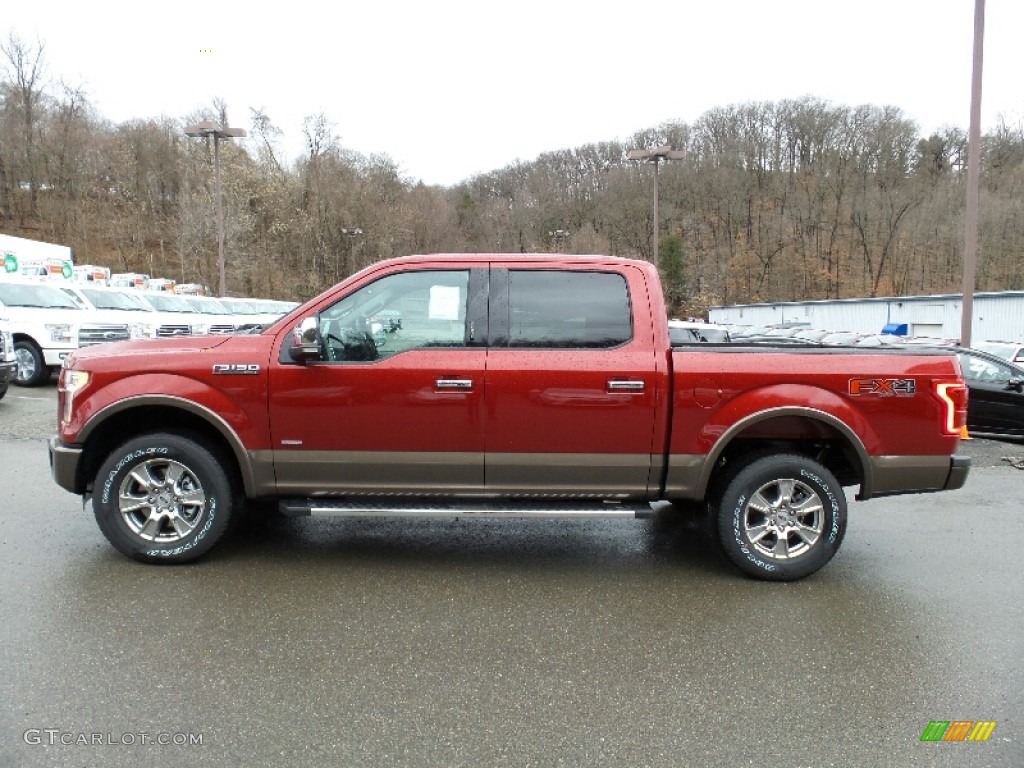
[715,454,846,581]
[92,433,235,563]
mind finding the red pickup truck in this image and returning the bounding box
[49,254,970,580]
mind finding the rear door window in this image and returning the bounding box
[502,270,632,348]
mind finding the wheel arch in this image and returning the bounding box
[74,396,259,498]
[698,406,872,500]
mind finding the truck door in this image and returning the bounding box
[484,265,661,497]
[268,267,489,495]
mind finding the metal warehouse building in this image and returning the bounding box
[707,291,1024,343]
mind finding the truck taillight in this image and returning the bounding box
[934,381,968,436]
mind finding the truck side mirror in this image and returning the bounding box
[288,317,322,362]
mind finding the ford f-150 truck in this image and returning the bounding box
[49,254,970,580]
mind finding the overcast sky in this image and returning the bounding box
[4,0,1022,186]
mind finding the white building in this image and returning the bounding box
[708,290,1024,343]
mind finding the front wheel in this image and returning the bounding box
[14,340,48,386]
[92,433,235,563]
[715,454,847,581]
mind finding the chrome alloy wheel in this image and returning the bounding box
[14,346,38,383]
[117,458,207,543]
[743,477,824,560]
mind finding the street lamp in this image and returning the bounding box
[342,227,364,274]
[628,144,685,267]
[184,120,247,297]
[548,229,569,253]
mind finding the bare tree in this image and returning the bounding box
[0,32,47,221]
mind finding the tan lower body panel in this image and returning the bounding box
[257,450,654,498]
[863,454,965,499]
[661,452,964,502]
[269,450,484,495]
[485,452,654,498]
[662,454,706,500]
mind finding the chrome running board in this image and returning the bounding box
[279,497,654,519]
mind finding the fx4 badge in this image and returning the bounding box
[848,378,916,397]
[212,364,261,375]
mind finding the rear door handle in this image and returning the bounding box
[607,380,645,392]
[436,378,473,390]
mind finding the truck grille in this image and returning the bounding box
[78,324,131,346]
[156,325,193,338]
[207,324,236,335]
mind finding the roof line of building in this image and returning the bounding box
[711,290,1024,311]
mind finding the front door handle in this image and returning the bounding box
[607,380,645,392]
[436,378,473,390]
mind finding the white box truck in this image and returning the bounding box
[1,233,74,280]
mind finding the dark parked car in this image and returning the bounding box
[955,347,1024,440]
[0,321,16,400]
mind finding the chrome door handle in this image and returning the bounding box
[436,378,473,390]
[607,380,645,392]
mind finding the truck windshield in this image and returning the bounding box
[79,288,146,311]
[0,282,82,309]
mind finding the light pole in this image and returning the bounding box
[628,144,685,267]
[342,227,364,274]
[961,0,985,347]
[184,120,247,297]
[549,229,569,253]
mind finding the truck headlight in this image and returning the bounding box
[128,322,152,340]
[60,369,91,424]
[46,323,73,343]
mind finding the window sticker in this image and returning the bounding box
[429,285,461,320]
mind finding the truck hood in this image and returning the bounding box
[67,333,234,364]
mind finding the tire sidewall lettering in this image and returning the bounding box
[799,468,841,544]
[731,493,776,573]
[717,455,848,580]
[145,499,216,557]
[92,434,233,563]
[101,447,170,505]
[104,445,214,552]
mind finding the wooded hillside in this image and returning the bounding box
[3,34,1023,315]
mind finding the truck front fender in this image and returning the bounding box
[72,373,272,497]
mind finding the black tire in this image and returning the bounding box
[92,433,235,563]
[14,340,47,387]
[0,380,7,400]
[715,453,847,581]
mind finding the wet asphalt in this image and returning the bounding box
[0,386,1021,768]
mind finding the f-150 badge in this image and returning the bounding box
[848,378,916,397]
[212,364,261,375]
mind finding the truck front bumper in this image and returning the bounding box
[49,437,83,494]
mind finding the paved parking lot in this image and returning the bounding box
[1,385,1021,767]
